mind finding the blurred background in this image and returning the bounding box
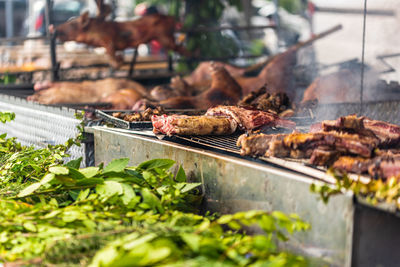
[0,0,398,83]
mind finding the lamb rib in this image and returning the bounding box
[363,118,400,147]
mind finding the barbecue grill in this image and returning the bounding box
[90,125,400,267]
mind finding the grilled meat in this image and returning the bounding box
[284,131,377,158]
[333,154,400,180]
[332,156,371,174]
[206,106,296,131]
[368,156,400,179]
[363,118,400,147]
[113,107,165,122]
[237,133,287,156]
[152,115,237,136]
[238,86,292,115]
[313,115,400,148]
[309,147,340,166]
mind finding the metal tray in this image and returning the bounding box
[95,110,153,129]
[95,109,207,130]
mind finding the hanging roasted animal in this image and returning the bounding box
[52,8,190,68]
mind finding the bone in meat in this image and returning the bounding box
[151,115,237,136]
[206,106,296,131]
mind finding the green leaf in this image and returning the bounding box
[65,157,82,169]
[137,159,175,171]
[40,173,55,185]
[123,233,157,250]
[80,167,100,178]
[103,158,130,173]
[181,233,201,252]
[76,178,104,186]
[18,182,41,197]
[272,211,290,222]
[259,215,276,233]
[96,181,124,200]
[23,222,37,232]
[49,166,69,175]
[76,188,91,201]
[141,188,164,213]
[180,183,201,193]
[175,166,186,182]
[120,183,136,206]
[68,168,86,180]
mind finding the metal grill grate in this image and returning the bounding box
[174,134,241,154]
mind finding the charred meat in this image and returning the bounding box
[238,86,292,116]
[112,107,165,122]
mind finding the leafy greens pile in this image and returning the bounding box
[0,112,310,266]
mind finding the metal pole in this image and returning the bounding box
[128,48,138,78]
[272,0,281,47]
[5,0,14,39]
[360,0,368,115]
[45,0,58,81]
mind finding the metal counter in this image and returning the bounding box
[92,127,354,267]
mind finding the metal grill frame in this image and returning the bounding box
[0,94,88,166]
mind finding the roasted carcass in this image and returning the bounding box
[28,78,147,108]
[152,115,237,136]
[54,12,189,68]
[135,64,243,110]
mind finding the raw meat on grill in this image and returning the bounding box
[206,106,296,131]
[151,115,237,136]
